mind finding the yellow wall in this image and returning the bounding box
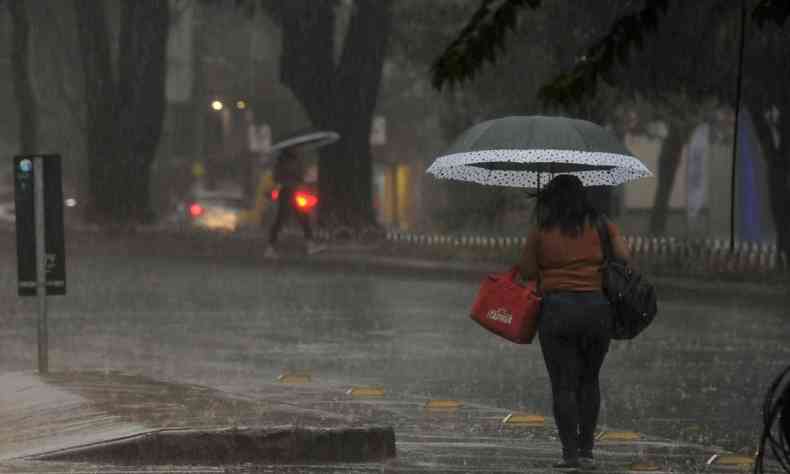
[395,164,412,230]
[373,162,417,230]
[377,166,395,226]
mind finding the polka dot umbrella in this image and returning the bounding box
[426,115,653,188]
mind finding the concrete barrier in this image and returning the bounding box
[0,372,396,468]
[36,426,397,466]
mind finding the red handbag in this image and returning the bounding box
[470,266,542,344]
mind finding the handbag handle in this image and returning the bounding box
[507,265,521,281]
[595,216,615,263]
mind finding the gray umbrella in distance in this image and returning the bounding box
[269,129,340,153]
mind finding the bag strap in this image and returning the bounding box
[535,231,543,295]
[595,215,615,263]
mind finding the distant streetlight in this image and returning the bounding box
[211,100,223,111]
[236,100,247,110]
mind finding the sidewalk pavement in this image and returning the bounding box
[172,226,790,295]
[0,370,777,473]
[0,228,784,472]
[306,240,788,298]
[4,223,785,296]
[0,371,394,472]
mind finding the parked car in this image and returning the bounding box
[170,176,320,233]
[172,183,250,232]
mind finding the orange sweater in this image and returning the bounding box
[520,221,628,292]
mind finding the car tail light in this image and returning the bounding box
[189,203,204,217]
[293,191,318,213]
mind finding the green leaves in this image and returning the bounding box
[753,0,790,27]
[537,0,669,107]
[431,0,541,90]
[432,0,789,108]
[430,0,672,105]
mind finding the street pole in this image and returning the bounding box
[33,156,48,374]
[729,0,747,254]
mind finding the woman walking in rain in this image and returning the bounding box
[519,174,630,471]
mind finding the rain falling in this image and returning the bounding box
[0,1,788,473]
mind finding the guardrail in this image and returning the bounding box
[383,231,789,278]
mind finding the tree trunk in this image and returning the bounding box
[73,0,169,225]
[277,0,392,230]
[278,2,336,117]
[750,102,790,258]
[117,0,169,223]
[767,157,790,257]
[318,0,392,228]
[73,0,119,223]
[649,120,693,234]
[8,0,38,155]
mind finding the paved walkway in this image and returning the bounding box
[0,370,778,473]
[0,228,784,472]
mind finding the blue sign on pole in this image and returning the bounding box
[14,154,66,296]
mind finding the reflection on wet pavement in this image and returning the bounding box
[0,248,787,471]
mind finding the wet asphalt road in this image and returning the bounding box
[0,231,788,459]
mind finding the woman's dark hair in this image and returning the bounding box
[535,174,600,237]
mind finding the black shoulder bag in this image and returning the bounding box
[596,218,658,340]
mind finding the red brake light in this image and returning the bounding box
[189,203,204,217]
[294,191,318,212]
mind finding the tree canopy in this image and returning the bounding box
[432,0,786,104]
[431,0,790,253]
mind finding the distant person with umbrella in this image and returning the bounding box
[263,130,338,259]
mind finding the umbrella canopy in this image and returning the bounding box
[269,129,340,153]
[426,115,652,188]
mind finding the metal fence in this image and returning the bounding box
[384,231,789,280]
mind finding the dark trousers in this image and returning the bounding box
[268,186,312,244]
[538,291,612,461]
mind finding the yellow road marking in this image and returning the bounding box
[714,455,755,466]
[425,399,462,410]
[502,413,545,426]
[277,372,312,384]
[347,386,385,398]
[629,462,660,471]
[597,431,641,441]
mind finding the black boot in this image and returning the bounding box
[553,459,581,471]
[578,456,596,470]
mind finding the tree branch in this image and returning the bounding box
[117,0,169,163]
[537,0,669,107]
[277,0,336,123]
[431,0,541,90]
[753,0,790,27]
